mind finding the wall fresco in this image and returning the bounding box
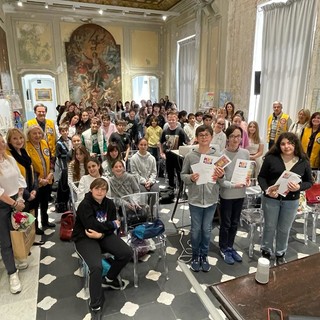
[65,24,122,106]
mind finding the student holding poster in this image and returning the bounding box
[218,125,250,265]
[181,125,224,272]
[258,132,312,265]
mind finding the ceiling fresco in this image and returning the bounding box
[68,0,182,11]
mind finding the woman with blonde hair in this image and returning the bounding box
[26,125,55,231]
[289,108,310,139]
[6,128,41,234]
[246,121,264,178]
[0,133,26,293]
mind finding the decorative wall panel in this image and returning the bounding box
[15,21,53,66]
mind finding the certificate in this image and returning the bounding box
[267,170,301,197]
[231,159,255,184]
[191,155,218,185]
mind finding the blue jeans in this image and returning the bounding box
[190,203,217,256]
[219,197,244,251]
[261,195,299,256]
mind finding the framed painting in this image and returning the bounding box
[35,88,52,101]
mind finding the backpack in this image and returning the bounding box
[159,188,175,204]
[132,218,165,239]
[59,211,74,241]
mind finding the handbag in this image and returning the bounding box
[59,211,74,241]
[305,184,320,204]
[132,218,165,239]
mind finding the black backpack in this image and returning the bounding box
[159,188,175,204]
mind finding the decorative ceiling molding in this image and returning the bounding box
[3,0,181,20]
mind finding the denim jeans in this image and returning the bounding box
[261,195,299,256]
[219,197,244,251]
[189,203,217,256]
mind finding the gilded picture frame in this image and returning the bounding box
[35,88,52,101]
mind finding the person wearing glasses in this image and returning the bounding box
[25,103,56,159]
[218,125,250,265]
[211,117,227,153]
[181,125,224,272]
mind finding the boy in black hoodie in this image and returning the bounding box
[72,178,132,317]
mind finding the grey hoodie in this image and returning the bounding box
[130,151,157,185]
[181,147,222,207]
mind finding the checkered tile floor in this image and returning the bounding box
[1,183,319,319]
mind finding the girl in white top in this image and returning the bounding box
[246,121,264,178]
[77,158,110,203]
[211,117,227,153]
[288,108,310,139]
[67,114,80,138]
[0,134,26,294]
[68,145,90,194]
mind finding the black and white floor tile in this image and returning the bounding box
[1,184,320,319]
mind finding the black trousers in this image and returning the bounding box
[75,234,133,308]
[34,184,52,226]
[166,151,182,188]
[219,197,244,251]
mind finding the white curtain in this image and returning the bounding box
[256,0,316,140]
[177,36,195,113]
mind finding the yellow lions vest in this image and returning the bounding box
[267,113,290,143]
[301,127,320,169]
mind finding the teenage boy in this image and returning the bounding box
[55,123,72,212]
[178,110,188,129]
[109,119,131,161]
[125,109,138,148]
[159,111,189,189]
[194,111,203,126]
[202,114,214,129]
[81,117,107,161]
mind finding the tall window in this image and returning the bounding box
[249,0,316,140]
[177,35,196,113]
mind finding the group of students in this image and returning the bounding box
[0,97,317,320]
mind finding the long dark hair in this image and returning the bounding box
[71,145,90,181]
[266,132,307,160]
[106,144,122,165]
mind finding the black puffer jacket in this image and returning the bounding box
[72,192,117,242]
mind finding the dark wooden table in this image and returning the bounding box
[209,253,320,320]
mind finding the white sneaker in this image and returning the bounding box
[9,271,22,294]
[15,260,28,270]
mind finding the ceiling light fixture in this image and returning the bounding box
[162,15,167,21]
[44,3,48,8]
[17,1,23,6]
[98,9,103,15]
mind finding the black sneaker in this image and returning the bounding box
[102,277,128,290]
[90,307,102,320]
[275,255,287,266]
[36,228,44,235]
[261,249,271,260]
